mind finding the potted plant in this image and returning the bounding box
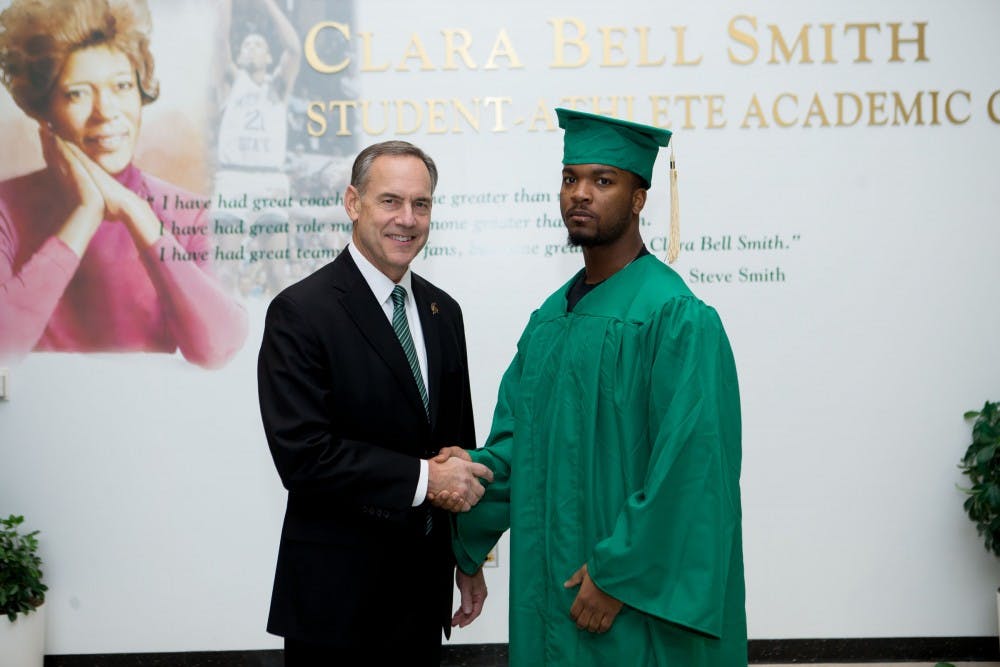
[957,400,1000,650]
[959,401,1000,555]
[0,514,47,667]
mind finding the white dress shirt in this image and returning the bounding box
[347,243,429,506]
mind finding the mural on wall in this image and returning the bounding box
[0,0,249,368]
[0,0,363,366]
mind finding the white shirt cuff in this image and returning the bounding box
[412,459,429,506]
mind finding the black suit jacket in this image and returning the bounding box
[258,249,476,645]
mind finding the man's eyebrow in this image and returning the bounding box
[374,191,431,203]
[562,166,621,178]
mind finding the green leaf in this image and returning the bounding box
[958,402,1000,556]
[0,514,44,620]
[977,444,999,465]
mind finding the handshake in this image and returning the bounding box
[426,446,493,513]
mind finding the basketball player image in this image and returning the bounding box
[213,0,301,297]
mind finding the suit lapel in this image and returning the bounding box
[332,252,428,421]
[412,276,442,430]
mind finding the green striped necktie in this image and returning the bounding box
[390,285,429,419]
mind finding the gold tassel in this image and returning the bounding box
[667,144,680,264]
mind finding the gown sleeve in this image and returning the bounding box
[588,297,742,639]
[451,318,539,574]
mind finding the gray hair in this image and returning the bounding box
[350,140,438,194]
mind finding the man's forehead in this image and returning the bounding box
[371,154,428,172]
[562,163,623,175]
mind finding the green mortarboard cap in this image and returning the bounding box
[556,107,672,188]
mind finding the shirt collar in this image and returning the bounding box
[347,243,414,306]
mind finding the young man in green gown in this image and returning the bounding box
[441,108,747,665]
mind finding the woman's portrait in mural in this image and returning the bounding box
[0,0,247,368]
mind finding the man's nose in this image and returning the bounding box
[569,182,592,203]
[397,203,418,226]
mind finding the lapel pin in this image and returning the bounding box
[431,302,440,315]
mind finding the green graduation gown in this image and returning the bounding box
[454,254,746,666]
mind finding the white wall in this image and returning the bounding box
[1,0,999,654]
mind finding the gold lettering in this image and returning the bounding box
[306,101,328,136]
[396,99,423,133]
[636,27,666,66]
[988,90,1000,124]
[768,24,813,64]
[866,92,888,126]
[600,27,629,67]
[675,95,700,129]
[706,95,726,129]
[929,90,941,125]
[773,93,798,127]
[741,94,769,128]
[562,95,593,110]
[650,95,673,128]
[360,100,389,135]
[590,96,636,119]
[442,29,475,70]
[728,15,759,65]
[452,98,481,132]
[427,99,449,134]
[835,92,863,126]
[359,32,390,72]
[527,99,557,131]
[396,34,435,72]
[945,90,971,125]
[483,96,513,132]
[802,93,830,127]
[892,92,923,126]
[844,23,880,63]
[328,100,356,136]
[549,18,590,68]
[304,22,350,74]
[820,23,837,64]
[673,26,703,65]
[888,22,928,63]
[484,29,524,69]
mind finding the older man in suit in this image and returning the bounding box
[258,140,492,666]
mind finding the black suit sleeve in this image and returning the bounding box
[258,293,419,509]
[454,304,477,453]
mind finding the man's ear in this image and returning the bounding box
[344,185,360,221]
[631,186,647,216]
